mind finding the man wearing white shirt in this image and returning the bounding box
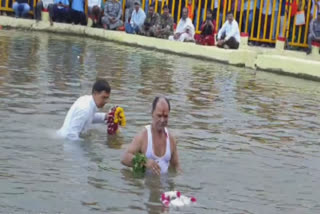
[217,12,240,49]
[57,80,111,141]
[168,8,195,42]
[125,0,146,34]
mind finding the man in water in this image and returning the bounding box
[121,97,181,175]
[57,79,111,140]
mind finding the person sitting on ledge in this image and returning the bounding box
[70,0,87,25]
[101,0,123,30]
[49,0,70,25]
[88,0,102,27]
[155,5,174,39]
[169,7,195,42]
[195,9,216,46]
[141,4,160,36]
[125,0,146,34]
[306,12,320,55]
[13,0,30,18]
[217,12,240,49]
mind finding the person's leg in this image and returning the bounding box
[56,8,64,22]
[125,23,134,33]
[306,33,314,54]
[22,3,30,17]
[179,33,188,42]
[34,1,42,20]
[149,25,157,37]
[204,35,215,45]
[12,2,19,17]
[72,10,80,24]
[80,12,87,25]
[113,19,123,30]
[48,4,54,24]
[101,16,110,28]
[216,32,225,47]
[133,26,141,34]
[194,34,202,44]
[225,37,239,49]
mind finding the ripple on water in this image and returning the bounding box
[0,29,320,214]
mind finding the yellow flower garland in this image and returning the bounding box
[114,106,126,127]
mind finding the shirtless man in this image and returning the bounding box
[121,97,181,175]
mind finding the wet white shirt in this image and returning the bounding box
[57,95,106,141]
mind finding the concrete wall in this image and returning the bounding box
[0,16,319,81]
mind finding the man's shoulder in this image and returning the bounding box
[134,126,148,143]
[73,95,91,111]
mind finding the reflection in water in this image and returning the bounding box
[0,29,320,214]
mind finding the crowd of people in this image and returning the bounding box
[2,0,320,53]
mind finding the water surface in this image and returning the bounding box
[0,29,320,214]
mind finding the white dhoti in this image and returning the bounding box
[168,17,195,42]
[169,32,194,42]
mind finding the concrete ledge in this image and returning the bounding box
[0,16,320,81]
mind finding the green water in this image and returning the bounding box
[0,29,320,214]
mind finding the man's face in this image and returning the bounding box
[152,101,169,132]
[182,9,188,19]
[227,14,233,23]
[149,6,154,15]
[163,8,169,16]
[135,4,140,11]
[93,91,110,108]
[188,0,192,5]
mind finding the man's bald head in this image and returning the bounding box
[151,97,170,131]
[151,96,171,114]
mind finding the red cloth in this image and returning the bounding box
[194,20,216,46]
[195,35,215,46]
[287,0,298,17]
[107,106,119,135]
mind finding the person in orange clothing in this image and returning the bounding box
[194,9,216,45]
[187,0,194,20]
